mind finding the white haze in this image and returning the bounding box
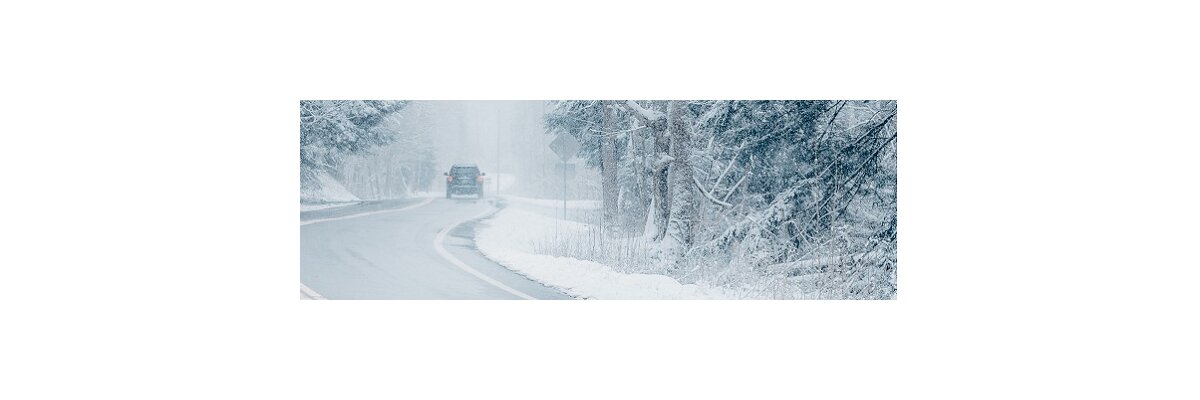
[299,100,897,299]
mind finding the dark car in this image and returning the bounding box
[444,164,485,199]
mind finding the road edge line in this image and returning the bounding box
[300,283,326,300]
[432,207,536,300]
[301,197,434,226]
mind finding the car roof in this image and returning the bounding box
[451,163,478,168]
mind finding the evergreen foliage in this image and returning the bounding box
[545,100,897,299]
[299,100,408,189]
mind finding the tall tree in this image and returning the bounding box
[618,100,670,242]
[600,101,619,230]
[665,100,697,253]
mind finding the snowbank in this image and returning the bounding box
[475,208,730,299]
[300,173,360,203]
[500,195,601,210]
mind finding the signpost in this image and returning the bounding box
[548,134,580,219]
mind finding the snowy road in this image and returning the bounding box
[300,197,572,300]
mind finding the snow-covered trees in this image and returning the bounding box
[543,100,898,299]
[338,102,438,199]
[544,101,667,238]
[300,100,448,202]
[299,100,408,193]
[617,101,671,241]
[698,100,897,299]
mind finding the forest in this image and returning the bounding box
[543,100,897,299]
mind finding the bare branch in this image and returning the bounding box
[721,173,750,203]
[711,157,737,197]
[693,175,733,208]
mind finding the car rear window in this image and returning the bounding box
[451,167,479,175]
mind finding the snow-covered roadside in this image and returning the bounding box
[500,195,601,210]
[300,173,363,211]
[301,172,360,203]
[299,202,358,212]
[475,208,731,299]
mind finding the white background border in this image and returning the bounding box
[2,1,1196,399]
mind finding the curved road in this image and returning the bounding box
[300,197,571,300]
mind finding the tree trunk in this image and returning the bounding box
[649,111,670,242]
[666,100,696,250]
[621,117,649,235]
[600,101,619,231]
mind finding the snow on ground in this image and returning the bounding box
[492,172,518,193]
[300,172,360,203]
[500,195,601,210]
[476,207,731,299]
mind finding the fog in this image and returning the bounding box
[424,101,594,199]
[300,100,897,299]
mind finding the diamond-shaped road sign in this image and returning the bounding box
[548,134,581,162]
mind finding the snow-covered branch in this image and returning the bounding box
[624,100,665,122]
[720,173,750,203]
[693,175,732,208]
[711,157,737,197]
[585,125,646,137]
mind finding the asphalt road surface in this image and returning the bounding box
[300,197,572,300]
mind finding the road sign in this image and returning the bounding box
[549,134,581,162]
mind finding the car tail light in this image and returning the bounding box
[476,175,483,183]
[447,176,454,182]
